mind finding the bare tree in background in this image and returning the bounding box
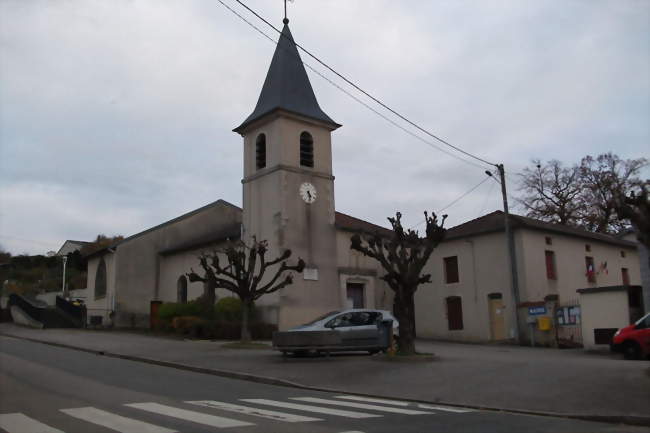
[517,153,647,233]
[351,211,447,355]
[187,239,305,342]
[517,159,583,226]
[615,181,650,252]
[579,153,647,233]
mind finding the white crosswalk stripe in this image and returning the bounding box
[0,413,65,433]
[334,395,410,406]
[240,399,382,419]
[125,402,254,429]
[60,407,176,433]
[186,400,322,423]
[292,397,432,415]
[418,404,474,413]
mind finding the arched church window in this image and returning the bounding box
[95,258,107,299]
[300,131,314,168]
[256,133,266,170]
[177,275,188,304]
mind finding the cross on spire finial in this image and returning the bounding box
[283,0,291,24]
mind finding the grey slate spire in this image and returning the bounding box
[234,21,340,133]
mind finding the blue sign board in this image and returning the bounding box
[528,306,547,315]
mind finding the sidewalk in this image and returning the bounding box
[1,323,649,425]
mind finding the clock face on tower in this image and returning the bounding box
[299,182,317,204]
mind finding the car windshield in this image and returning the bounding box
[634,312,650,326]
[301,311,340,326]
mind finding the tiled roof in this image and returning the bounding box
[335,212,393,238]
[446,210,636,247]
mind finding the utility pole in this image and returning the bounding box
[61,255,68,298]
[497,164,521,342]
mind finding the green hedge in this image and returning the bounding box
[157,297,272,340]
[170,317,276,340]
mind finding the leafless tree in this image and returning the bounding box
[350,211,446,355]
[517,154,647,233]
[517,159,583,226]
[579,153,647,233]
[615,181,650,253]
[187,239,305,342]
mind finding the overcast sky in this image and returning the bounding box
[1,0,648,255]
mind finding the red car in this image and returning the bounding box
[611,312,650,360]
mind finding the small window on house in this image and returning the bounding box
[446,296,464,330]
[444,256,459,284]
[622,268,630,286]
[545,237,552,245]
[585,256,595,283]
[585,244,591,252]
[620,251,626,258]
[95,258,107,299]
[255,133,266,170]
[545,250,556,280]
[300,131,314,168]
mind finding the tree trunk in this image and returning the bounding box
[203,278,216,306]
[241,301,252,343]
[394,289,417,355]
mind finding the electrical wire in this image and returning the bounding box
[226,0,497,169]
[216,0,489,170]
[409,176,492,228]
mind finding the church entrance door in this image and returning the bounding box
[346,282,365,309]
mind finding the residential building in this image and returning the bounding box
[414,211,642,348]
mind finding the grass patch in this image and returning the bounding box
[221,341,271,350]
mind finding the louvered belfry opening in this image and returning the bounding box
[300,131,314,167]
[256,133,266,170]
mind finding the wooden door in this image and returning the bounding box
[488,294,506,340]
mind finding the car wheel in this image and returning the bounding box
[368,350,379,355]
[623,341,641,360]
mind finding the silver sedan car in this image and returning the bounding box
[290,309,399,336]
[274,309,399,355]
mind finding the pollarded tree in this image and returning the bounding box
[350,211,447,355]
[187,239,305,342]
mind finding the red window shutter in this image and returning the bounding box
[545,251,556,280]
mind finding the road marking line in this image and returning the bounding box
[0,413,65,433]
[60,407,176,433]
[125,402,253,428]
[240,399,381,419]
[334,395,410,406]
[186,400,322,423]
[417,404,474,413]
[292,397,431,415]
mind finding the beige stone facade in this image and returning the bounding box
[414,211,641,346]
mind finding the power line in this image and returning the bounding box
[228,0,497,169]
[216,0,488,170]
[410,176,492,228]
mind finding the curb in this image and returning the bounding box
[2,332,649,428]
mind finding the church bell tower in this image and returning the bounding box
[234,18,342,330]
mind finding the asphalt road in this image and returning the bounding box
[0,336,646,433]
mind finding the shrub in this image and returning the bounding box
[159,302,200,321]
[215,297,242,321]
[171,316,205,334]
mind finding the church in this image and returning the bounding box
[84,19,394,330]
[83,17,643,348]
